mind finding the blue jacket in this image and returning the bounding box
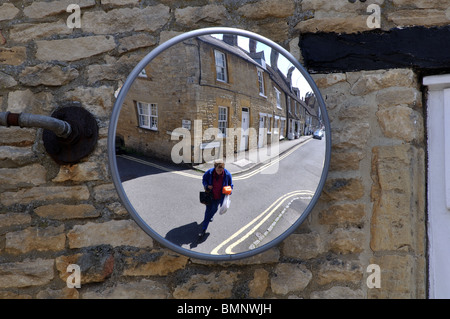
[202,167,233,204]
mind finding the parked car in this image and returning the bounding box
[313,129,324,140]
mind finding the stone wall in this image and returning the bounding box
[0,0,428,299]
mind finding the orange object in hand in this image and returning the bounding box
[222,186,232,195]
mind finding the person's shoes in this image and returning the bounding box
[210,217,213,222]
[198,229,206,238]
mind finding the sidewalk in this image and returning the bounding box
[192,135,313,175]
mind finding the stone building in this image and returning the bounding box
[0,0,447,300]
[116,34,317,164]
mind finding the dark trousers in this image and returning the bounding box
[202,199,220,231]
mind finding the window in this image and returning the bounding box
[138,69,147,78]
[215,50,227,82]
[137,102,158,130]
[218,106,228,136]
[257,69,265,96]
[275,88,281,109]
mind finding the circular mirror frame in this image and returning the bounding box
[108,27,331,261]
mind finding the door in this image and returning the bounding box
[258,114,265,148]
[240,108,249,151]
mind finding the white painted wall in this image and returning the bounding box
[423,74,450,298]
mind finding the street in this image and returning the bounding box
[118,137,326,256]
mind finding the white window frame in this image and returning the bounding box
[215,50,227,83]
[218,106,228,137]
[257,68,265,96]
[275,87,282,109]
[137,102,158,131]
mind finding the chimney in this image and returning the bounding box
[249,39,257,53]
[270,49,279,71]
[287,66,295,88]
[222,34,237,46]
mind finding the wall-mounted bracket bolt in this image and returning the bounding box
[0,103,98,165]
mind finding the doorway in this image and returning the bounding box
[240,108,249,152]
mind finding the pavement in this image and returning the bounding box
[192,135,313,175]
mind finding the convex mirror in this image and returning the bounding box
[108,27,331,261]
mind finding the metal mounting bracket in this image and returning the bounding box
[0,103,98,165]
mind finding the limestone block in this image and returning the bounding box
[0,185,90,206]
[237,0,295,19]
[67,220,153,249]
[82,279,170,299]
[23,0,95,19]
[175,4,227,25]
[34,204,99,220]
[64,86,115,119]
[322,178,364,201]
[82,6,170,34]
[0,213,32,230]
[0,146,35,167]
[19,64,79,87]
[10,20,72,43]
[0,3,19,21]
[281,232,322,260]
[248,268,269,298]
[327,228,365,254]
[311,286,364,299]
[318,203,365,226]
[368,255,416,298]
[173,271,239,299]
[52,162,102,182]
[55,249,114,284]
[0,127,35,146]
[0,164,47,191]
[316,258,363,285]
[36,36,116,62]
[0,71,17,89]
[123,250,189,276]
[0,258,54,288]
[7,89,54,113]
[5,225,66,254]
[271,263,312,294]
[0,47,26,66]
[388,9,450,27]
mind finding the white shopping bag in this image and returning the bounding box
[217,195,231,215]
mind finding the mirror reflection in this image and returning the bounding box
[113,31,326,257]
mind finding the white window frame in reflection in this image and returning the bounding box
[275,87,281,109]
[214,50,227,83]
[218,106,228,137]
[257,68,265,96]
[137,101,158,131]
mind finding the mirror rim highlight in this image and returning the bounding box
[107,27,331,261]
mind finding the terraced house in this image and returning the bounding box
[116,34,320,163]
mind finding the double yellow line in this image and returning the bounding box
[118,139,310,182]
[210,189,314,255]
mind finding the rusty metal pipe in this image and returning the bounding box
[0,111,72,139]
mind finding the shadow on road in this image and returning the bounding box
[165,222,210,249]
